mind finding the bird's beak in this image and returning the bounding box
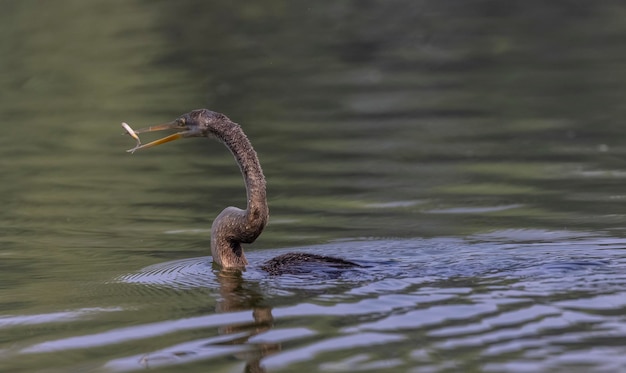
[125,121,186,153]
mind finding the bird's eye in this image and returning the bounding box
[177,118,186,127]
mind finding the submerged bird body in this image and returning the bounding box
[126,109,358,273]
[261,253,359,275]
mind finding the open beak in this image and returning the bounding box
[124,121,186,153]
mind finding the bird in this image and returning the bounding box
[125,109,359,275]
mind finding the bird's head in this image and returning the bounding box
[124,109,228,153]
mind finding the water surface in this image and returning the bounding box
[2,1,626,372]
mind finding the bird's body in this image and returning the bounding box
[261,253,359,275]
[126,109,359,274]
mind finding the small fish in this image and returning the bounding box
[121,122,141,153]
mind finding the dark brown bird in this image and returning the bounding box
[126,109,358,274]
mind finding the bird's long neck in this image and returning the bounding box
[210,119,269,268]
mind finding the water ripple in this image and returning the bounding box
[10,230,626,372]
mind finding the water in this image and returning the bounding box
[2,1,626,372]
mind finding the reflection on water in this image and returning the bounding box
[2,1,626,372]
[5,231,625,372]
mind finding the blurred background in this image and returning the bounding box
[2,1,626,372]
